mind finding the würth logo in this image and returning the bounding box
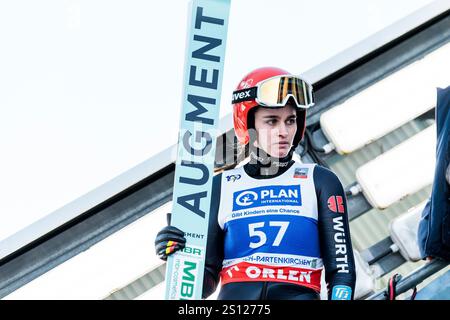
[328,195,344,213]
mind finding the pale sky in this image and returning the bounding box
[0,0,437,299]
[0,0,434,242]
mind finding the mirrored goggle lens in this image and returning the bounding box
[258,76,313,108]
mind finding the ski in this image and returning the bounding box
[164,0,231,300]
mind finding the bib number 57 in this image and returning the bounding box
[248,221,289,249]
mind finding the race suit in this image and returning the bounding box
[201,149,356,300]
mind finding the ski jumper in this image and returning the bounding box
[202,151,356,300]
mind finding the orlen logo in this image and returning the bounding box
[235,191,258,207]
[233,185,301,211]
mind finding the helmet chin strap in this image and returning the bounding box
[245,145,294,178]
[249,145,294,167]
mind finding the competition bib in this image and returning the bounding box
[218,163,323,291]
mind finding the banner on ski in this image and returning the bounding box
[165,0,231,300]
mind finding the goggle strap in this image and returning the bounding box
[231,87,258,104]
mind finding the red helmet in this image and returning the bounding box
[232,67,309,146]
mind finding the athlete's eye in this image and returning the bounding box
[266,119,277,125]
[286,118,296,125]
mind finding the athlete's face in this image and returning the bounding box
[253,104,297,158]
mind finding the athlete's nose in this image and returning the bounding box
[278,122,289,138]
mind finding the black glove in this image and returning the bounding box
[154,213,186,261]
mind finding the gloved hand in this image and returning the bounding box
[154,213,186,261]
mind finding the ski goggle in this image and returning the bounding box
[232,75,315,109]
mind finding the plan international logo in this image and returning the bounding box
[233,185,302,211]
